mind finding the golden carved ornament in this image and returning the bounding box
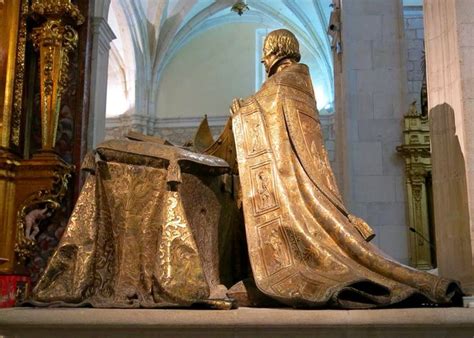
[15,167,71,262]
[10,0,28,147]
[396,102,434,270]
[30,0,83,151]
[31,0,84,25]
[0,0,25,148]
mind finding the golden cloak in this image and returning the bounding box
[232,63,462,308]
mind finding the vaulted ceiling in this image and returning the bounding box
[107,0,334,117]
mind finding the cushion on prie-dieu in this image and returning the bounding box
[94,139,230,177]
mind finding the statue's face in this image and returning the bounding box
[261,46,277,75]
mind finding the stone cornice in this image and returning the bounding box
[91,17,116,51]
[106,113,335,130]
[106,114,229,129]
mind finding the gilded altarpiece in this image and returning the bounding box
[397,106,435,270]
[0,0,90,306]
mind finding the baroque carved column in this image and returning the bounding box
[30,0,84,152]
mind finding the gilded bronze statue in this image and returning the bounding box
[228,29,462,308]
[30,29,463,309]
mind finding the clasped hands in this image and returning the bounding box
[230,98,244,116]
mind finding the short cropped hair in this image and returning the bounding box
[263,29,301,62]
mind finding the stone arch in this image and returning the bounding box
[151,0,334,115]
[104,0,334,138]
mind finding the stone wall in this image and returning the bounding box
[105,115,228,145]
[336,0,409,263]
[403,6,425,112]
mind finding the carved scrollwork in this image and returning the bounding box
[31,0,84,25]
[14,169,71,262]
[30,0,82,151]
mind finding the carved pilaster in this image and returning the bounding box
[10,0,28,150]
[397,103,434,270]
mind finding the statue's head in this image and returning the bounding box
[261,29,301,76]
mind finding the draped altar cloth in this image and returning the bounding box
[30,140,239,308]
[232,63,462,308]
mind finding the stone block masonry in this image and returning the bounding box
[404,7,425,112]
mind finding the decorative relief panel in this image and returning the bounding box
[250,162,279,215]
[257,218,291,277]
[242,111,269,158]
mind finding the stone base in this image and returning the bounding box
[463,296,474,308]
[1,307,474,337]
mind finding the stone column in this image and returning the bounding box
[88,0,115,149]
[335,0,409,262]
[423,0,474,292]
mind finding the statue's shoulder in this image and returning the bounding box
[273,63,314,98]
[286,63,310,74]
[275,63,310,81]
[245,63,312,104]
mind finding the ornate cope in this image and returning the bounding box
[232,62,461,308]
